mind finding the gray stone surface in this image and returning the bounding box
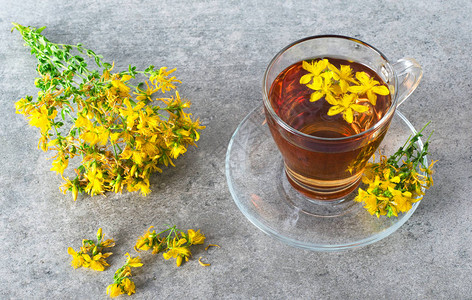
[1,0,471,299]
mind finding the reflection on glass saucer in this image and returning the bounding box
[225,105,428,251]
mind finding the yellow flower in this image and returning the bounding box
[107,252,142,298]
[169,143,187,159]
[126,178,151,196]
[380,168,401,190]
[125,252,143,268]
[163,238,191,267]
[420,160,437,187]
[50,155,69,175]
[111,74,132,98]
[119,98,145,130]
[74,114,92,128]
[82,252,112,271]
[135,80,159,101]
[354,188,379,216]
[96,228,103,241]
[101,239,115,248]
[37,135,48,152]
[120,278,136,296]
[348,72,390,105]
[84,166,105,196]
[135,226,157,252]
[106,283,123,298]
[390,188,413,213]
[188,229,205,245]
[136,137,160,159]
[110,132,121,143]
[300,59,329,86]
[111,174,125,194]
[327,93,369,123]
[149,67,181,93]
[121,148,144,166]
[15,97,33,115]
[27,106,57,134]
[67,247,85,268]
[82,125,109,146]
[306,72,337,103]
[328,64,358,93]
[119,266,132,278]
[75,115,109,146]
[60,178,79,201]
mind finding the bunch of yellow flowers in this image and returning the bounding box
[135,225,207,267]
[300,58,390,123]
[67,228,115,271]
[106,253,143,298]
[354,124,436,217]
[13,23,204,200]
[68,226,216,298]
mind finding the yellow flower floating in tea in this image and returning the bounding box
[354,124,436,218]
[12,23,204,200]
[300,58,390,123]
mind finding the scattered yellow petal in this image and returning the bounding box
[205,244,221,251]
[198,257,211,267]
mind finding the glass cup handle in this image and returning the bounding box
[392,58,423,107]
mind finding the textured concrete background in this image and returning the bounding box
[1,0,471,299]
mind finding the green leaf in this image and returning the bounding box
[145,65,155,73]
[387,206,393,218]
[36,26,47,34]
[86,49,95,56]
[94,56,101,67]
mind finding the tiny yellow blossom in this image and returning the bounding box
[348,72,390,105]
[307,73,337,103]
[169,144,187,159]
[163,238,191,267]
[111,74,132,97]
[50,155,69,175]
[121,277,136,296]
[27,106,57,134]
[84,166,105,196]
[188,229,205,245]
[125,252,143,268]
[149,67,181,93]
[134,226,157,252]
[328,64,358,93]
[327,93,369,123]
[82,252,112,271]
[106,283,123,298]
[67,247,85,268]
[300,59,329,87]
[135,80,159,101]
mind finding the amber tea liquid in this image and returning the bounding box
[266,57,392,200]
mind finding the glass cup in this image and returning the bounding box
[262,35,422,201]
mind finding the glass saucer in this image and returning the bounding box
[225,105,428,251]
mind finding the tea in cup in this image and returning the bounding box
[262,35,422,201]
